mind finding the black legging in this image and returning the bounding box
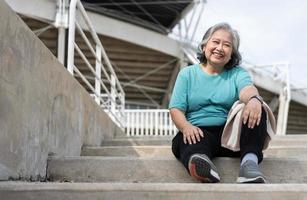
[171,108,268,171]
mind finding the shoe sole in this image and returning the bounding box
[237,176,267,183]
[188,154,220,183]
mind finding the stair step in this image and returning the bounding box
[47,157,307,183]
[101,137,172,146]
[82,146,307,158]
[269,137,307,146]
[1,182,307,200]
[264,146,307,158]
[81,146,172,157]
[102,135,307,146]
[48,156,194,183]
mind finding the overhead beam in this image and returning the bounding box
[5,0,56,22]
[85,12,181,57]
[6,0,182,58]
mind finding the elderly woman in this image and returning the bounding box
[169,22,268,183]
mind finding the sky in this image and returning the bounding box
[192,0,307,89]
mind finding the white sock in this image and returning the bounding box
[241,153,258,166]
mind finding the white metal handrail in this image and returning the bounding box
[125,109,177,136]
[250,62,291,136]
[67,0,125,128]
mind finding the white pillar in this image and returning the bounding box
[276,63,291,135]
[111,74,116,113]
[67,0,78,75]
[95,45,102,105]
[276,88,289,135]
[57,27,66,64]
[55,0,68,65]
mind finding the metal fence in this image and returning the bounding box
[125,109,177,136]
[67,0,125,128]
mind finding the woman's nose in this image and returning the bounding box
[216,44,223,51]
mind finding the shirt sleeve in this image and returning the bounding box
[168,69,188,112]
[235,67,253,94]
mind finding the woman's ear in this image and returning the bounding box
[202,44,205,52]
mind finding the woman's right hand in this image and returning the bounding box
[182,124,204,145]
[169,108,204,145]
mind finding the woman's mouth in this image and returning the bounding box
[213,52,224,59]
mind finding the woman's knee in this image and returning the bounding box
[171,132,182,159]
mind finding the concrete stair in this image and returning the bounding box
[100,137,173,146]
[100,134,307,147]
[1,182,307,200]
[81,145,173,157]
[82,145,307,158]
[47,156,307,183]
[2,135,307,199]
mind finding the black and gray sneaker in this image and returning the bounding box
[188,154,220,183]
[237,160,267,183]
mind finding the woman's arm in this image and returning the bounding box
[239,85,262,129]
[170,108,204,145]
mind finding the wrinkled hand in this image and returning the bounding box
[182,124,204,145]
[242,98,262,129]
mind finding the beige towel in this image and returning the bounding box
[221,101,276,151]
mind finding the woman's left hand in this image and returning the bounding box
[242,98,262,129]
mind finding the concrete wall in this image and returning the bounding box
[0,0,123,181]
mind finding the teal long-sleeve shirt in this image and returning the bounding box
[169,64,252,126]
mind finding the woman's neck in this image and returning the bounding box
[201,63,224,75]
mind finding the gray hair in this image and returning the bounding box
[197,22,242,69]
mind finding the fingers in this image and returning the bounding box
[244,110,262,129]
[242,108,249,125]
[187,135,192,145]
[183,126,205,145]
[242,99,262,129]
[198,128,204,138]
[256,113,261,126]
[183,134,193,145]
[183,135,187,144]
[191,134,197,144]
[247,112,257,128]
[194,128,204,142]
[194,132,200,143]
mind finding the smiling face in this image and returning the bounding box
[203,29,233,68]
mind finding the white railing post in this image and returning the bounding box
[111,74,116,113]
[67,0,77,75]
[95,45,102,105]
[126,111,131,136]
[154,111,158,136]
[277,88,289,135]
[55,0,69,65]
[124,109,178,137]
[131,112,135,136]
[164,111,167,135]
[149,111,154,136]
[145,111,149,136]
[140,111,144,136]
[276,63,291,135]
[159,112,163,135]
[58,28,66,65]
